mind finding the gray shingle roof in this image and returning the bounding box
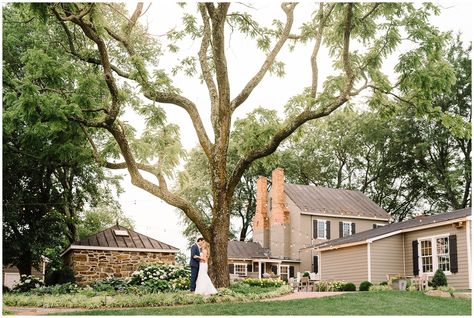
[285,183,390,220]
[310,207,471,250]
[227,241,269,259]
[71,224,179,251]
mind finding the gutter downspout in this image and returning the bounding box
[402,234,406,277]
[367,242,372,282]
[467,220,472,289]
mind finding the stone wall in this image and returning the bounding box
[64,249,176,285]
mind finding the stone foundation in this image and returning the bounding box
[64,250,176,285]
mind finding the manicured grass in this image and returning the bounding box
[52,291,471,315]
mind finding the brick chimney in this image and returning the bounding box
[252,176,270,248]
[270,168,291,258]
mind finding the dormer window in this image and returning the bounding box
[114,229,129,236]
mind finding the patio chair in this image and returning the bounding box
[411,273,429,291]
[298,276,310,291]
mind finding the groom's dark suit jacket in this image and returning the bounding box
[189,243,200,268]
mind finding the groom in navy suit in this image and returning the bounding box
[189,237,204,292]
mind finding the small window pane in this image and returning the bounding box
[343,222,351,237]
[317,220,326,239]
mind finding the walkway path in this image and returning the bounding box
[4,306,85,316]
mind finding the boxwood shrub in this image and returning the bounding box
[359,281,373,291]
[342,282,356,291]
[431,269,448,288]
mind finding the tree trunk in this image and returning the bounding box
[17,253,33,276]
[208,202,231,288]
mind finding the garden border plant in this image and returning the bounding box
[3,285,292,309]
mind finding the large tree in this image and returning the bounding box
[2,5,124,274]
[5,3,456,287]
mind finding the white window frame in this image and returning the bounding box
[279,265,289,281]
[316,219,327,240]
[234,263,248,277]
[417,233,452,276]
[342,221,352,237]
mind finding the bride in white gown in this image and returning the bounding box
[194,241,217,295]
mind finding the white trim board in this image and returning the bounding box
[309,217,470,252]
[301,212,389,221]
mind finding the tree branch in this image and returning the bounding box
[143,91,213,159]
[55,6,121,126]
[342,3,354,86]
[105,122,211,238]
[360,3,381,23]
[310,3,336,98]
[228,94,349,195]
[230,3,297,111]
[198,4,219,119]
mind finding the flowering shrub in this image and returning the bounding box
[241,278,285,288]
[436,285,455,295]
[313,280,347,291]
[170,276,190,291]
[12,275,44,292]
[129,264,190,292]
[328,281,346,291]
[369,284,392,292]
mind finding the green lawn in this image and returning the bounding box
[52,291,471,316]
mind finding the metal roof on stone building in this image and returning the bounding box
[227,241,269,259]
[307,207,471,251]
[284,183,390,220]
[61,224,179,256]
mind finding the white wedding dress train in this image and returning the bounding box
[195,262,217,295]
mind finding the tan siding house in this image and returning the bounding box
[251,167,390,278]
[310,208,471,290]
[370,235,404,283]
[320,245,368,287]
[403,223,470,289]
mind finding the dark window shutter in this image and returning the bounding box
[247,264,253,273]
[313,256,319,273]
[412,240,419,276]
[351,222,356,235]
[229,264,234,274]
[373,224,377,229]
[449,235,458,273]
[313,219,318,239]
[339,222,343,238]
[271,265,278,274]
[289,266,295,278]
[326,221,331,239]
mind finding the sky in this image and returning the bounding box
[115,1,473,256]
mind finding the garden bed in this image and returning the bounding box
[3,285,292,309]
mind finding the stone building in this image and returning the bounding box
[61,224,179,285]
